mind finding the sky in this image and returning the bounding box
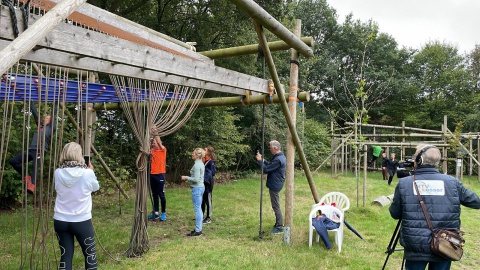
[326,0,480,53]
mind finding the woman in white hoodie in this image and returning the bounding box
[53,142,99,270]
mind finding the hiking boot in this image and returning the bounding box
[160,213,167,221]
[187,230,202,236]
[148,213,159,221]
[203,217,211,224]
[271,228,284,234]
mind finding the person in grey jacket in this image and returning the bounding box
[389,144,480,270]
[256,140,286,234]
[181,148,205,236]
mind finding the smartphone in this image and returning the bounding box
[84,155,90,165]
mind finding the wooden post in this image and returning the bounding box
[199,37,313,59]
[231,0,313,57]
[478,136,480,183]
[443,116,448,173]
[363,144,367,207]
[402,121,406,161]
[355,117,359,207]
[469,137,473,176]
[284,19,301,244]
[253,21,319,204]
[0,0,88,73]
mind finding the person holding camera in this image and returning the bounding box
[53,142,99,270]
[389,144,480,270]
[256,140,286,235]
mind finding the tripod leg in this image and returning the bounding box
[382,219,402,270]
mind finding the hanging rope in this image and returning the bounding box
[110,75,205,257]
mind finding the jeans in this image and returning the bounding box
[269,189,283,230]
[405,260,451,270]
[192,186,205,232]
[150,173,166,213]
[54,219,97,270]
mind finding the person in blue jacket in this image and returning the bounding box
[389,144,480,270]
[202,146,216,224]
[256,140,286,234]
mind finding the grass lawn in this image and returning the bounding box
[2,170,480,269]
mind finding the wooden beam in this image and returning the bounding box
[92,92,310,110]
[17,0,209,63]
[0,7,269,95]
[0,0,88,74]
[230,0,314,58]
[199,37,314,59]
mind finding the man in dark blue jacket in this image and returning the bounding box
[256,140,286,234]
[389,144,480,270]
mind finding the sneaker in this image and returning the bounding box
[203,217,211,224]
[160,213,167,221]
[187,230,202,236]
[148,214,160,221]
[23,176,35,194]
[271,228,284,234]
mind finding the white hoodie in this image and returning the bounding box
[53,167,99,222]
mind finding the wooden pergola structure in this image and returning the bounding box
[0,0,319,260]
[327,116,480,206]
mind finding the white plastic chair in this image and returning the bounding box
[308,192,350,253]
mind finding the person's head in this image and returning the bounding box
[59,142,84,165]
[382,152,387,158]
[44,114,51,125]
[152,138,160,149]
[268,79,274,92]
[269,140,282,155]
[192,148,206,160]
[204,146,216,161]
[414,144,441,167]
[390,153,395,159]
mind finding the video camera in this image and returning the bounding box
[397,158,415,178]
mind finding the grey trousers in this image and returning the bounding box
[269,189,283,229]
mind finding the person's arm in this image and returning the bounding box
[30,102,40,125]
[186,163,203,183]
[458,181,480,209]
[389,184,402,220]
[260,157,281,174]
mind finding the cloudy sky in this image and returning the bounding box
[326,0,480,53]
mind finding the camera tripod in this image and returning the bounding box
[382,219,405,270]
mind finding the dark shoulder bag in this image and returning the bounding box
[412,176,465,261]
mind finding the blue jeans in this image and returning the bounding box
[192,187,205,232]
[312,215,340,249]
[405,260,451,270]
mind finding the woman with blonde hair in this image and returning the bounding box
[53,142,99,269]
[181,148,205,236]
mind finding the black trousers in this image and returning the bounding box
[201,184,213,219]
[54,219,97,270]
[9,149,41,184]
[150,173,166,213]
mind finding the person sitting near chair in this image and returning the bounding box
[9,101,57,193]
[312,209,340,250]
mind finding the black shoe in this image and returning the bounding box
[203,217,211,224]
[187,230,202,236]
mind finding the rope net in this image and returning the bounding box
[110,75,205,257]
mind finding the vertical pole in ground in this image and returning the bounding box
[284,19,301,244]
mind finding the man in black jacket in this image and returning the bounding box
[256,140,286,234]
[389,144,480,270]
